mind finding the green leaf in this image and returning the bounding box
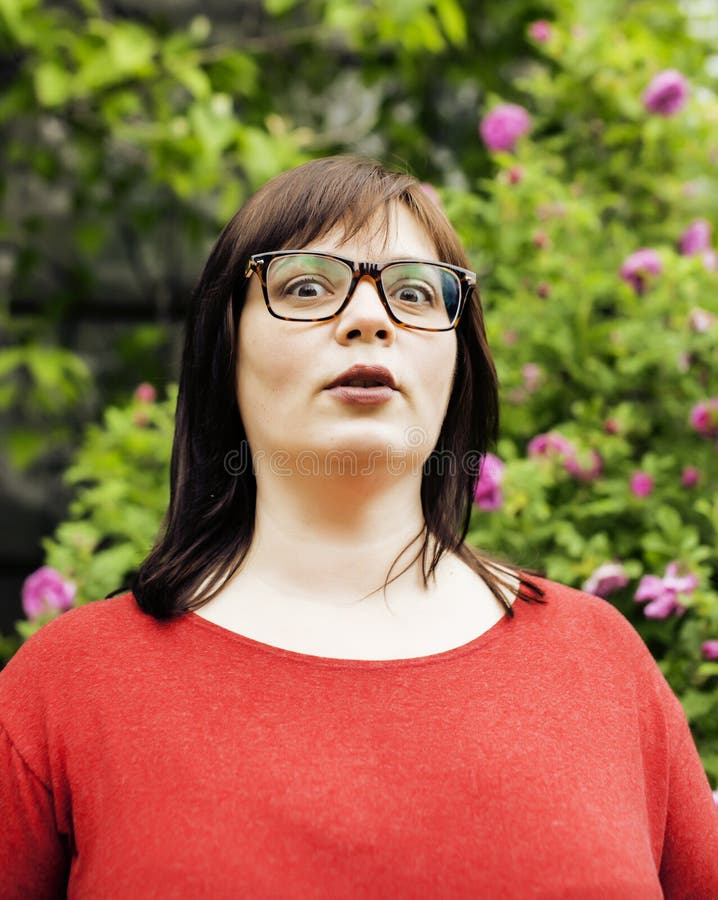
[34,62,73,106]
[15,618,44,641]
[434,0,466,44]
[107,22,156,76]
[654,506,684,541]
[169,64,211,99]
[264,0,297,13]
[681,689,717,723]
[5,428,46,470]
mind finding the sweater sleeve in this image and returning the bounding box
[657,684,718,898]
[0,725,70,899]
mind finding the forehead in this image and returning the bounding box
[299,203,439,261]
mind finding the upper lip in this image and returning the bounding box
[326,364,397,390]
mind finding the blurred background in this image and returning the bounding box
[2,3,718,781]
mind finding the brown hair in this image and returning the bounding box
[131,156,545,617]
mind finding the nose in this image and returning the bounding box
[334,275,396,343]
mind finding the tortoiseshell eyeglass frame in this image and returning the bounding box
[244,250,477,332]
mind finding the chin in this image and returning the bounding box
[317,440,430,478]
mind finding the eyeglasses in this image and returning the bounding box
[245,250,476,332]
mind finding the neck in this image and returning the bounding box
[233,464,433,608]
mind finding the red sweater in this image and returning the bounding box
[1,577,717,899]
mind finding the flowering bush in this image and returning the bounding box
[619,248,663,294]
[21,567,76,621]
[634,563,697,619]
[479,103,532,152]
[642,69,690,116]
[527,20,552,44]
[9,385,174,646]
[474,453,505,510]
[582,562,629,598]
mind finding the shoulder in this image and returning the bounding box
[3,593,157,668]
[521,574,666,675]
[0,593,171,712]
[518,575,686,725]
[484,562,641,646]
[0,593,180,780]
[524,572,638,629]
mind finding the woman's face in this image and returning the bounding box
[236,203,459,476]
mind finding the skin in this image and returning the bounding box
[195,203,515,655]
[239,208,458,487]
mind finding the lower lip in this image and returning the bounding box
[327,386,396,404]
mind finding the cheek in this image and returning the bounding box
[236,309,273,425]
[236,313,305,419]
[421,337,457,410]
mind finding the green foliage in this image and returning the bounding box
[45,388,175,599]
[15,386,175,646]
[0,0,312,474]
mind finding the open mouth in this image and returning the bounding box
[326,364,397,392]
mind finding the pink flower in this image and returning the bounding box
[634,562,697,619]
[663,562,699,593]
[630,471,654,497]
[419,183,442,208]
[507,165,524,184]
[537,202,566,220]
[527,433,600,482]
[619,248,662,294]
[528,20,552,42]
[604,418,620,435]
[583,562,629,598]
[678,223,717,270]
[507,388,528,405]
[522,363,542,393]
[677,351,692,373]
[681,466,701,488]
[480,104,532,152]
[702,640,718,661]
[713,790,718,809]
[690,398,718,437]
[527,432,577,462]
[643,69,690,117]
[688,307,717,333]
[564,449,603,482]
[473,453,505,511]
[134,382,156,403]
[679,219,712,255]
[22,566,76,621]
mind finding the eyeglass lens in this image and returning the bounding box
[264,254,461,327]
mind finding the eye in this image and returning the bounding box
[390,280,436,306]
[283,275,333,299]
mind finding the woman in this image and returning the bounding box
[1,156,717,899]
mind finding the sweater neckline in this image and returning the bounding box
[183,600,518,669]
